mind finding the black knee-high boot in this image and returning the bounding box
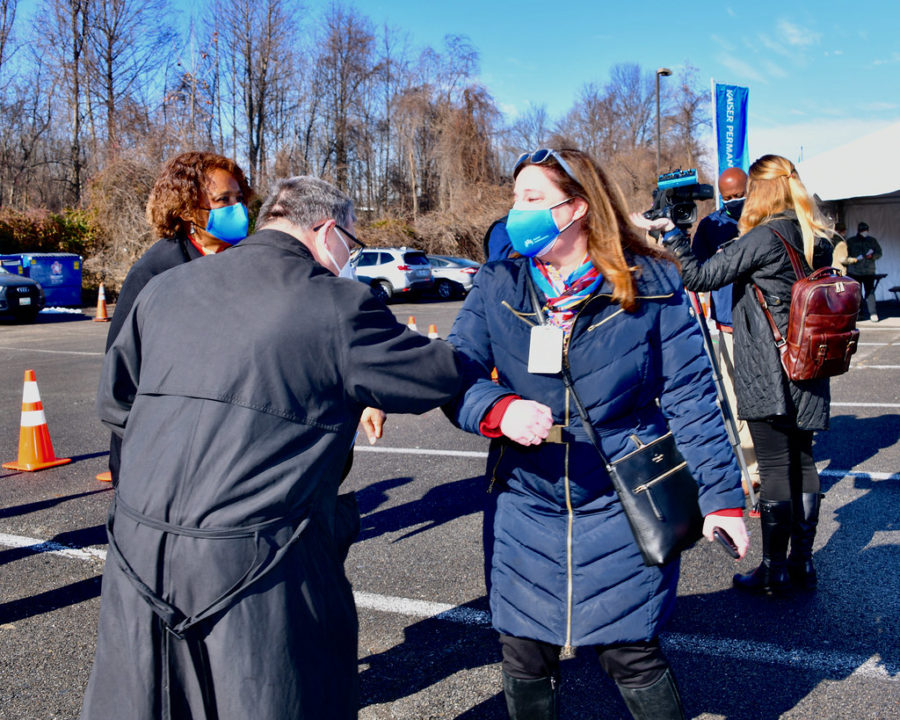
[616,668,685,720]
[788,492,820,589]
[734,498,792,594]
[502,671,557,720]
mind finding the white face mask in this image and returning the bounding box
[860,231,869,238]
[324,227,357,280]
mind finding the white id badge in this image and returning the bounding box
[528,325,564,374]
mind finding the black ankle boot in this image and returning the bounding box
[502,671,558,720]
[788,492,820,589]
[617,667,685,720]
[734,499,792,595]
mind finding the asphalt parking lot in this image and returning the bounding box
[0,300,898,719]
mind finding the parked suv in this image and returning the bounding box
[0,266,44,323]
[352,247,433,302]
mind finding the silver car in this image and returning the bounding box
[427,255,481,299]
[352,247,433,302]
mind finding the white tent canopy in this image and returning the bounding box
[798,121,900,202]
[798,122,900,303]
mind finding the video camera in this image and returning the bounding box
[643,169,714,230]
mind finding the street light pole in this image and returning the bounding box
[656,67,672,177]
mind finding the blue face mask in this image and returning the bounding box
[506,198,575,257]
[205,203,249,244]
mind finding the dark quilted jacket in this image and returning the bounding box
[667,212,833,430]
[447,254,744,648]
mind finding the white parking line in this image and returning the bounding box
[0,532,107,562]
[354,446,489,459]
[819,469,899,481]
[831,402,900,408]
[0,346,104,356]
[354,446,900,482]
[1,533,896,680]
[852,365,900,369]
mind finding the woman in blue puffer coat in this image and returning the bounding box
[447,148,749,720]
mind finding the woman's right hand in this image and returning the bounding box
[499,399,554,446]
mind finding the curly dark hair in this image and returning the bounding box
[145,152,253,239]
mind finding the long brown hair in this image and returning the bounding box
[146,152,253,239]
[514,148,674,312]
[738,154,834,265]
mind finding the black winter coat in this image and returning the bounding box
[667,213,833,430]
[105,235,204,481]
[85,229,463,720]
[106,234,202,351]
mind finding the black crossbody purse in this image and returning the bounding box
[526,274,703,566]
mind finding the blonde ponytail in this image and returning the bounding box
[739,155,834,266]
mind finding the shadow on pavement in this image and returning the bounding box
[0,575,101,624]
[357,474,487,543]
[355,466,899,718]
[816,413,900,490]
[0,488,109,520]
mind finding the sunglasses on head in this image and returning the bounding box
[514,149,582,187]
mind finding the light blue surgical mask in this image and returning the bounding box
[505,198,575,258]
[205,203,249,244]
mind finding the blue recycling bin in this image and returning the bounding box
[19,253,83,306]
[0,254,24,275]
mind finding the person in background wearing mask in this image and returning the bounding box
[446,148,748,720]
[845,221,883,321]
[84,175,463,719]
[638,154,835,598]
[691,167,759,495]
[100,152,253,485]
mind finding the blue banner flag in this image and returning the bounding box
[713,83,749,178]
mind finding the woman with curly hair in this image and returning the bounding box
[103,152,252,482]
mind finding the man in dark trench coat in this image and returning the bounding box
[83,176,464,720]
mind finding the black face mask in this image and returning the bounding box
[723,198,745,220]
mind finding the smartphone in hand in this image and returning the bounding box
[713,527,740,559]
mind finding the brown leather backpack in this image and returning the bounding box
[753,230,862,381]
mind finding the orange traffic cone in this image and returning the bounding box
[407,316,418,332]
[3,370,71,471]
[427,324,439,339]
[96,471,112,482]
[93,283,110,322]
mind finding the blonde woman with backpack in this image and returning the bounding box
[634,154,835,596]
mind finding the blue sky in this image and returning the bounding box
[349,0,899,163]
[18,0,900,164]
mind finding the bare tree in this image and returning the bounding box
[314,2,377,190]
[33,0,90,204]
[0,0,17,86]
[664,64,709,174]
[508,103,550,157]
[214,0,297,188]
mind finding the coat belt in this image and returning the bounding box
[106,492,313,720]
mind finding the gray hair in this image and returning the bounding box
[257,175,355,230]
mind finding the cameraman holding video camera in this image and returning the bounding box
[691,168,759,495]
[632,154,835,598]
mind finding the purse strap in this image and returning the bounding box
[525,271,614,472]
